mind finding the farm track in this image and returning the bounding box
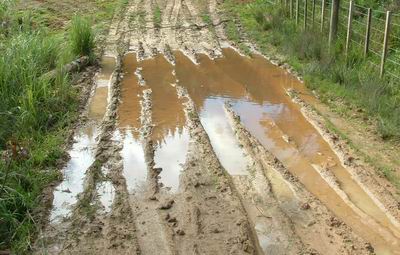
[34,0,400,254]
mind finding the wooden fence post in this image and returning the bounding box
[380,11,391,78]
[296,0,299,25]
[364,8,372,57]
[329,0,340,47]
[290,0,294,18]
[321,0,326,31]
[312,0,316,25]
[285,0,289,14]
[345,0,353,57]
[304,0,308,30]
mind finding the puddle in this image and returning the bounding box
[97,181,115,213]
[117,54,148,194]
[120,130,147,194]
[199,98,250,176]
[50,126,99,222]
[154,128,190,192]
[174,48,400,254]
[139,54,186,143]
[175,51,297,253]
[88,56,116,121]
[50,56,116,222]
[139,54,189,193]
[119,54,142,130]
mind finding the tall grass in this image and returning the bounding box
[70,15,95,59]
[0,9,94,253]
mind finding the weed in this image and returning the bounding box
[202,13,212,26]
[70,15,95,59]
[154,5,162,29]
[225,19,251,55]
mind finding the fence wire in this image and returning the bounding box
[276,0,400,80]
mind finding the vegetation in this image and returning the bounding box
[154,5,162,28]
[70,15,95,60]
[0,0,125,253]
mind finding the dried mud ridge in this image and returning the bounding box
[34,0,400,254]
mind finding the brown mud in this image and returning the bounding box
[34,0,400,254]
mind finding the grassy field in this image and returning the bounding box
[0,0,126,253]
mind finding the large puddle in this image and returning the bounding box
[200,98,250,176]
[174,48,400,254]
[117,53,147,194]
[50,56,116,221]
[50,48,400,253]
[117,53,189,193]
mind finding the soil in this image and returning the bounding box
[32,0,400,254]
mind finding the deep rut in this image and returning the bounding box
[35,0,400,254]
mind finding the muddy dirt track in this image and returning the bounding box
[34,0,400,254]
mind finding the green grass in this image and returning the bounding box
[70,15,95,60]
[202,13,212,26]
[154,5,162,28]
[0,0,129,252]
[225,19,251,55]
[0,30,79,252]
[0,0,131,251]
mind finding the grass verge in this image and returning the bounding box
[0,0,126,253]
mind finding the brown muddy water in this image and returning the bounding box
[174,48,400,254]
[49,50,400,253]
[117,53,189,193]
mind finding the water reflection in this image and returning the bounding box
[50,126,99,222]
[174,48,400,254]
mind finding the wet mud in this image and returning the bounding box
[174,48,400,254]
[37,0,400,254]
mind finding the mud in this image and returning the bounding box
[36,0,400,254]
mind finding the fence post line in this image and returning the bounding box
[364,8,372,57]
[285,0,289,14]
[380,11,391,78]
[304,0,308,30]
[345,0,353,57]
[296,0,299,25]
[329,0,340,47]
[312,0,316,25]
[290,0,294,18]
[321,0,326,31]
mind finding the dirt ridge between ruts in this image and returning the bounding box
[286,88,400,227]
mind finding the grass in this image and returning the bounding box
[202,13,212,26]
[0,0,126,253]
[225,19,251,55]
[70,15,95,60]
[0,30,79,253]
[154,5,162,29]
